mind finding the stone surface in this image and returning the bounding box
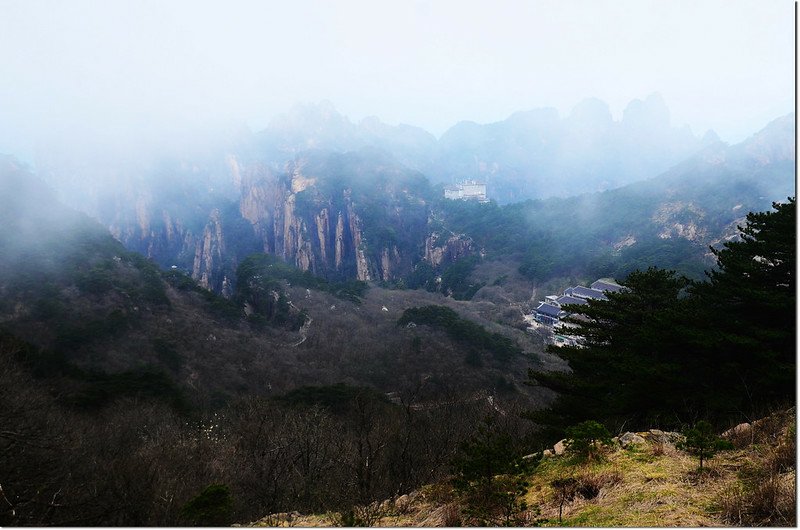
[619,432,646,448]
[722,422,752,439]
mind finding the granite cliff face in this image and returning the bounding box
[234,160,378,281]
[86,150,455,293]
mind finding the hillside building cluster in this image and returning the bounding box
[529,278,624,347]
[444,180,488,202]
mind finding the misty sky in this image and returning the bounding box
[0,0,795,161]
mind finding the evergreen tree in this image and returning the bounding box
[565,420,613,461]
[690,198,795,410]
[529,267,692,432]
[529,199,796,438]
[451,416,532,526]
[677,420,733,471]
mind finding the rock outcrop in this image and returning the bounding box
[423,232,476,268]
[95,153,441,294]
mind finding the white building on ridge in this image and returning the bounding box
[444,180,488,202]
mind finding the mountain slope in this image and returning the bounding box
[0,157,555,410]
[438,113,795,286]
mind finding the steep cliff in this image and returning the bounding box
[89,149,442,294]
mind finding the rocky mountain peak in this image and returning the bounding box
[568,97,613,128]
[621,92,671,131]
[742,113,795,165]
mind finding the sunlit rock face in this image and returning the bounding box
[49,145,440,294]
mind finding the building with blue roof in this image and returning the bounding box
[591,279,624,293]
[568,285,608,300]
[556,295,588,306]
[529,277,627,346]
[533,302,567,325]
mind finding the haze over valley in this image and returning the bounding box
[0,1,794,526]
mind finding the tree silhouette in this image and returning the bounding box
[677,421,732,471]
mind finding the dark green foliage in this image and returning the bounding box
[0,329,72,378]
[53,309,133,351]
[236,253,368,307]
[75,266,114,295]
[519,243,559,281]
[180,484,233,526]
[235,254,309,329]
[451,416,533,526]
[152,338,183,373]
[30,286,67,320]
[464,349,483,367]
[161,269,198,291]
[530,267,692,431]
[494,375,515,394]
[492,275,508,286]
[439,200,525,258]
[439,255,485,300]
[530,199,796,438]
[613,237,707,280]
[435,159,786,285]
[564,421,612,461]
[2,328,187,411]
[677,421,733,471]
[162,269,242,322]
[121,252,171,307]
[398,305,521,362]
[440,196,697,284]
[690,198,796,409]
[451,418,520,478]
[404,261,438,291]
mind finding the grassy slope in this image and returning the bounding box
[241,410,795,527]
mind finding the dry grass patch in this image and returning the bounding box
[527,444,746,527]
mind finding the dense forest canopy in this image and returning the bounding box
[530,198,796,436]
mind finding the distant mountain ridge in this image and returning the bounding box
[507,112,796,281]
[254,94,714,203]
[22,105,796,294]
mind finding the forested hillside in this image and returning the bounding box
[1,147,793,524]
[0,102,794,530]
[530,198,796,437]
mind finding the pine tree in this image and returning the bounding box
[529,199,795,438]
[691,197,796,410]
[677,420,733,472]
[529,267,692,431]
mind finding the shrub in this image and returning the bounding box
[678,420,733,471]
[550,477,578,523]
[565,420,612,461]
[397,305,521,362]
[338,503,384,527]
[180,484,233,526]
[451,416,533,526]
[441,503,462,526]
